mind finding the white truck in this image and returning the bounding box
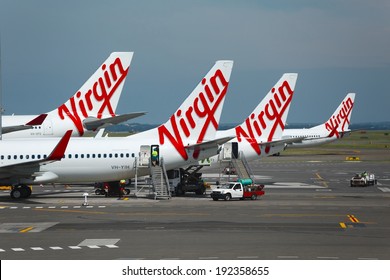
[210,180,265,201]
[350,172,377,187]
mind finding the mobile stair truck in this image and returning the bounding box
[210,178,265,201]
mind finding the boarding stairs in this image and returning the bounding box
[149,157,171,199]
[231,151,255,182]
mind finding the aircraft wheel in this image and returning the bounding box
[11,189,23,199]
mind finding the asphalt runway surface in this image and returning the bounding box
[0,149,389,260]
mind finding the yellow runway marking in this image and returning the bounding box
[339,223,346,229]
[315,173,329,188]
[348,214,360,223]
[20,227,34,233]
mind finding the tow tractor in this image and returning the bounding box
[210,179,265,201]
[350,171,377,187]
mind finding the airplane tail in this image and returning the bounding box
[312,93,355,137]
[156,60,234,160]
[47,52,134,135]
[232,73,298,155]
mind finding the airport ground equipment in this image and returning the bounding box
[149,157,171,199]
[350,172,377,187]
[219,142,255,182]
[94,181,130,197]
[166,166,206,196]
[210,180,264,201]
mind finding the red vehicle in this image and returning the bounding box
[242,184,265,200]
[94,181,130,197]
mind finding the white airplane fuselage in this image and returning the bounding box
[282,128,341,148]
[0,134,220,185]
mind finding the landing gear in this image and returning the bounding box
[10,185,32,199]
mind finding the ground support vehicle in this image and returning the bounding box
[167,166,206,196]
[210,180,265,201]
[94,181,130,197]
[350,172,377,187]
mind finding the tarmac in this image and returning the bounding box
[0,148,389,260]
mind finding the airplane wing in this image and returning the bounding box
[2,114,48,134]
[0,130,72,179]
[82,112,146,131]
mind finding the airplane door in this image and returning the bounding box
[222,142,232,160]
[151,145,160,166]
[221,142,238,160]
[139,145,150,166]
[231,142,238,159]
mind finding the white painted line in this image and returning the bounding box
[69,246,82,250]
[31,247,44,251]
[317,256,339,259]
[378,187,390,192]
[98,206,106,208]
[22,207,31,209]
[60,206,69,209]
[106,245,119,249]
[12,248,25,252]
[50,247,63,250]
[10,207,18,209]
[78,239,120,246]
[237,256,259,259]
[0,249,5,252]
[48,206,56,209]
[87,245,100,249]
[278,256,299,259]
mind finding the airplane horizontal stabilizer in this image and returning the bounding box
[82,112,146,131]
[186,136,235,151]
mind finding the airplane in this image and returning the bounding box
[1,52,145,138]
[281,93,356,148]
[0,60,235,199]
[200,73,298,167]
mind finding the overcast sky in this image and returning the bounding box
[0,0,389,125]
